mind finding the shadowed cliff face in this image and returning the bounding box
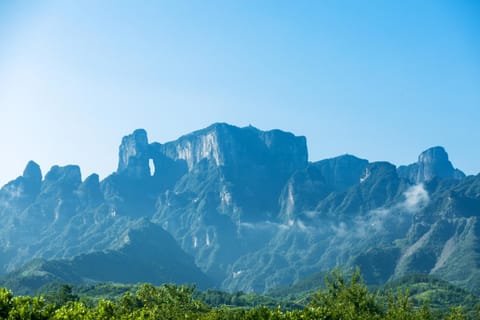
[149,123,309,281]
[0,123,309,288]
[278,155,369,222]
[1,123,479,294]
[398,146,465,183]
[115,122,308,220]
[117,129,150,179]
[117,123,307,193]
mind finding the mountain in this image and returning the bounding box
[0,220,212,295]
[397,146,465,183]
[0,123,479,294]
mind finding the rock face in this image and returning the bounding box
[398,146,465,183]
[0,162,42,214]
[1,123,479,295]
[117,129,151,178]
[161,123,308,171]
[0,123,309,288]
[78,174,102,203]
[22,161,42,194]
[279,155,369,221]
[152,123,309,281]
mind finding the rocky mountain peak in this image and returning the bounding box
[154,123,309,222]
[315,154,369,191]
[22,161,42,183]
[44,165,81,184]
[0,161,43,201]
[164,123,307,169]
[0,123,479,295]
[361,161,398,183]
[42,165,82,196]
[117,129,151,178]
[418,146,449,163]
[20,160,42,195]
[398,146,465,183]
[78,173,102,203]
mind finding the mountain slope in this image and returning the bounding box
[0,220,212,295]
[0,123,479,294]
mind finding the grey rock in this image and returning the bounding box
[1,123,479,295]
[398,146,465,183]
[117,129,151,178]
[279,155,368,221]
[22,161,42,186]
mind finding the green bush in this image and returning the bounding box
[0,270,478,319]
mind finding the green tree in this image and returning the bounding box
[52,301,92,320]
[7,295,55,320]
[444,306,467,320]
[309,268,383,319]
[45,284,79,307]
[92,299,116,320]
[0,287,13,318]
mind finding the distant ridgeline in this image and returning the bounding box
[0,123,479,295]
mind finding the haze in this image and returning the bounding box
[0,1,479,186]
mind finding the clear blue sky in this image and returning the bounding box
[0,1,479,186]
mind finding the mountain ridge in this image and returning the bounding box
[0,123,477,294]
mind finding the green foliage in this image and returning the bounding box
[199,289,301,310]
[132,283,210,318]
[308,268,383,319]
[268,270,326,299]
[52,301,91,320]
[0,289,55,320]
[383,290,436,320]
[0,287,14,318]
[72,282,140,303]
[381,274,480,316]
[0,270,478,319]
[91,299,115,320]
[44,285,79,307]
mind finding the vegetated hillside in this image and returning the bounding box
[270,270,480,314]
[381,274,479,312]
[0,123,479,294]
[0,220,212,295]
[1,270,478,319]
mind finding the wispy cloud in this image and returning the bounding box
[330,184,430,238]
[239,184,430,240]
[402,184,429,213]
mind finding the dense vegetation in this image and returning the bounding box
[1,270,479,319]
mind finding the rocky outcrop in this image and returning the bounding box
[78,174,103,204]
[158,123,307,172]
[22,161,42,194]
[42,165,82,192]
[117,129,151,178]
[0,161,42,207]
[0,123,478,295]
[279,155,368,221]
[146,123,309,219]
[314,155,369,192]
[398,146,465,183]
[152,123,309,280]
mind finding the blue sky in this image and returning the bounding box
[0,1,479,185]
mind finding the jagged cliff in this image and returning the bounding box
[0,123,479,294]
[397,146,465,183]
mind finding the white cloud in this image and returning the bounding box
[329,184,430,239]
[402,184,429,212]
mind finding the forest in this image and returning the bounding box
[1,270,479,319]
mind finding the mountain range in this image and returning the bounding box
[1,123,479,294]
